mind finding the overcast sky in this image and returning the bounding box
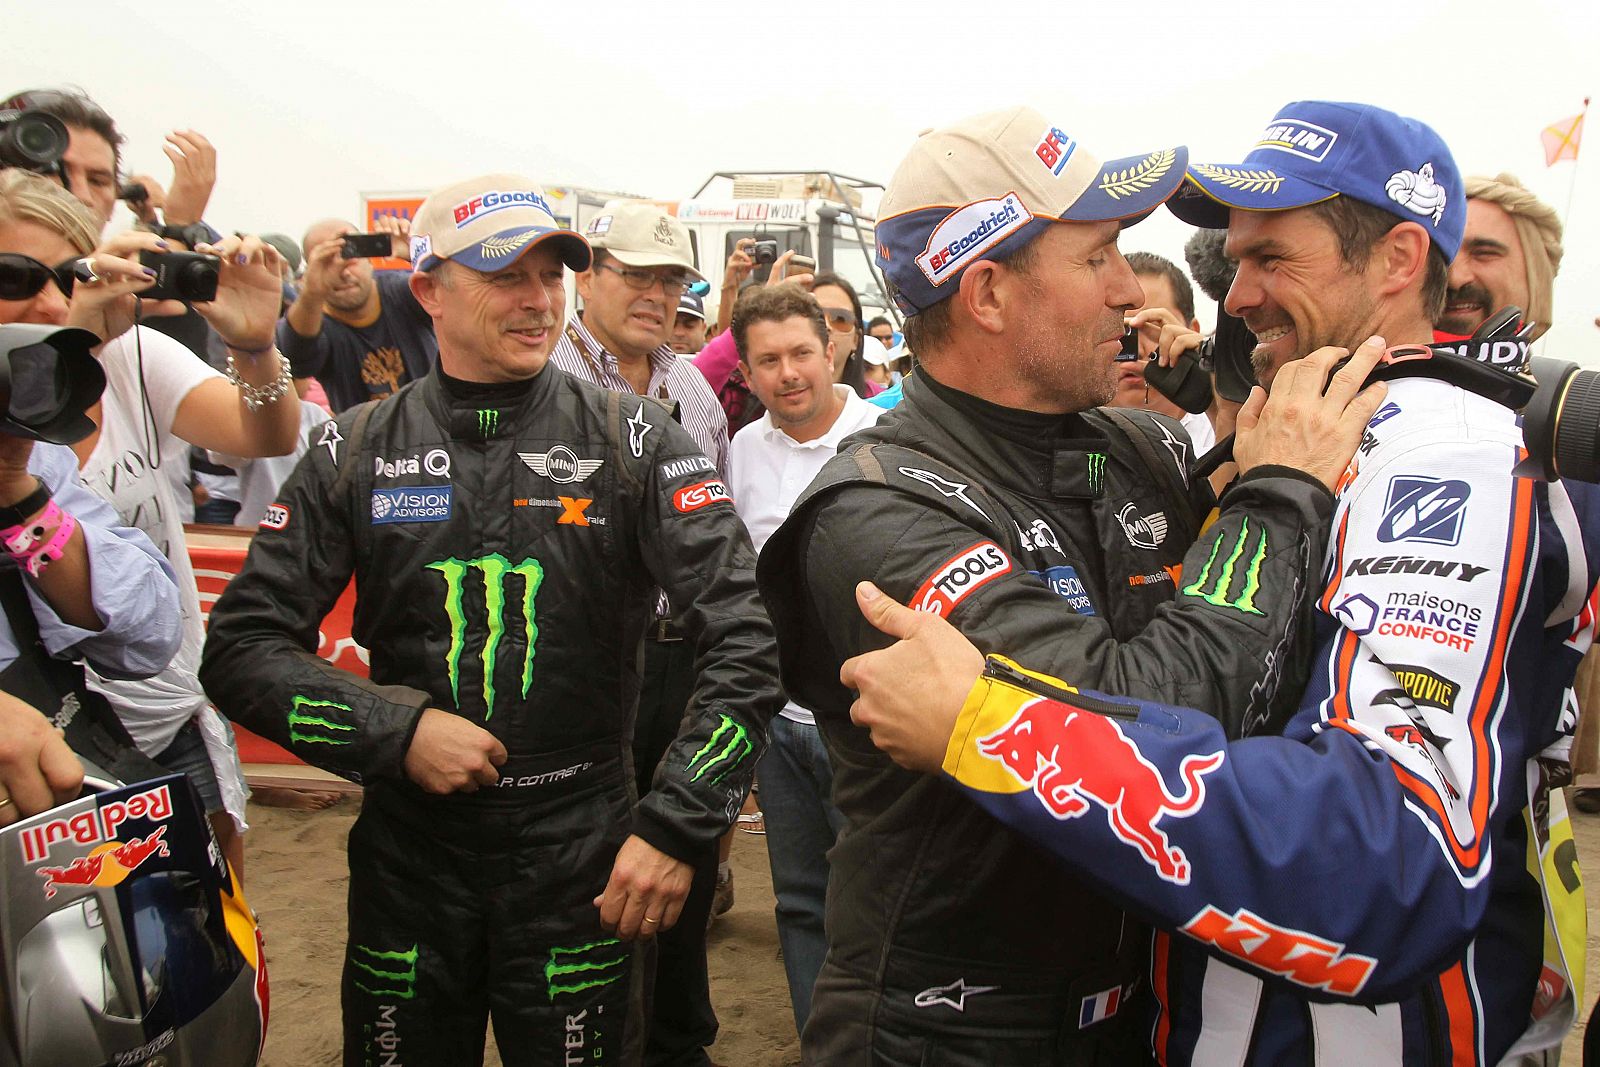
[9,0,1599,360]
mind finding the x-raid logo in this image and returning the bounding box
[916,193,1031,286]
[1255,119,1339,163]
[452,189,553,228]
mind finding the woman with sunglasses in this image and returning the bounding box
[0,170,300,876]
[808,272,885,401]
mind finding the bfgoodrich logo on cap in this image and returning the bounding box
[915,193,1030,285]
[452,189,555,228]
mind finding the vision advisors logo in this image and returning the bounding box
[426,555,545,719]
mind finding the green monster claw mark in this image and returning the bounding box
[477,409,499,436]
[426,555,544,719]
[1182,518,1268,616]
[1086,452,1107,495]
[288,696,356,746]
[350,943,418,999]
[545,939,626,999]
[686,714,753,784]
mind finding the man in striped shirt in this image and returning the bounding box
[550,201,732,1067]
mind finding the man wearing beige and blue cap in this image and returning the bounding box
[203,174,781,1066]
[754,106,1382,1065]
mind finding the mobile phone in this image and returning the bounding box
[1116,326,1142,362]
[341,232,392,259]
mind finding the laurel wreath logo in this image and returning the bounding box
[1098,149,1177,200]
[480,231,539,258]
[1190,165,1285,195]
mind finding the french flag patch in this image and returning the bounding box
[1078,984,1122,1029]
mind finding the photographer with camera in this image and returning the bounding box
[0,169,299,878]
[278,215,437,413]
[837,101,1600,1066]
[1111,251,1216,455]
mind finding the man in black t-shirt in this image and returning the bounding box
[277,217,439,412]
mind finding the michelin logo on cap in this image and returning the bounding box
[453,190,555,228]
[916,193,1030,286]
[1255,119,1339,163]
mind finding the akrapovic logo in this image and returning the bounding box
[916,194,1030,285]
[1255,119,1339,162]
[912,541,1012,617]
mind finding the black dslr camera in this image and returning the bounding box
[0,323,106,444]
[0,108,69,174]
[139,250,220,302]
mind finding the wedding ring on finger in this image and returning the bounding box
[0,795,13,810]
[72,257,100,285]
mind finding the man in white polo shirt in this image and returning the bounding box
[726,285,882,1037]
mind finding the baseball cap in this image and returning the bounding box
[677,289,706,322]
[260,232,302,275]
[875,106,1188,314]
[1169,101,1466,261]
[860,335,895,366]
[584,202,703,280]
[409,174,591,274]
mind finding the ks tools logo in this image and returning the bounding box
[350,943,418,999]
[426,554,545,719]
[977,699,1223,884]
[1182,518,1267,616]
[687,714,754,784]
[546,939,627,999]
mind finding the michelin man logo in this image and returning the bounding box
[1385,163,1447,225]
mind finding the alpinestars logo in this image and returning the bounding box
[350,943,418,999]
[1182,519,1267,616]
[546,939,627,999]
[687,714,753,784]
[288,696,355,747]
[426,554,545,719]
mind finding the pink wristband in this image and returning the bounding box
[3,500,77,577]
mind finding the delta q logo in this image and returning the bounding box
[916,193,1030,286]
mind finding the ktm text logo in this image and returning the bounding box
[1181,905,1376,996]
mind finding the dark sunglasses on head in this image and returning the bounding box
[0,253,77,301]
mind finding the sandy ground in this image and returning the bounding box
[246,792,1600,1067]
[247,796,799,1067]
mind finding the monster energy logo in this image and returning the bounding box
[477,408,499,436]
[1182,518,1267,616]
[288,696,355,746]
[546,939,626,1000]
[686,714,753,784]
[351,943,418,999]
[1086,452,1107,495]
[426,554,545,719]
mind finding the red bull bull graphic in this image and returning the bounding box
[35,825,170,898]
[976,699,1223,884]
[18,781,172,865]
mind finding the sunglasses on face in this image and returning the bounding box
[0,253,78,301]
[820,307,857,333]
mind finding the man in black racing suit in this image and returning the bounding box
[200,174,782,1067]
[755,108,1385,1066]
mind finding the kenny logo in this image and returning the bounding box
[1182,519,1267,616]
[915,193,1030,285]
[1255,119,1339,162]
[1378,477,1469,546]
[375,448,452,480]
[426,554,545,720]
[519,446,604,484]
[912,541,1012,617]
[1344,556,1489,583]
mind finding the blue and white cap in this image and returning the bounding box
[1169,101,1466,261]
[409,173,591,274]
[875,106,1188,314]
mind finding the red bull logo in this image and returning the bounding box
[19,782,172,864]
[36,825,170,899]
[976,699,1223,884]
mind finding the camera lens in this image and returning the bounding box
[177,258,220,302]
[0,111,70,168]
[1553,368,1600,484]
[6,341,67,423]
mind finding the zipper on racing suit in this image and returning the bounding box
[981,656,1141,721]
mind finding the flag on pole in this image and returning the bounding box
[1542,100,1588,166]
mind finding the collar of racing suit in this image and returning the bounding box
[907,368,1112,501]
[423,362,556,442]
